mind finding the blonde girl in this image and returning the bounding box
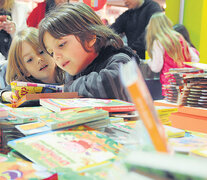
[0,27,64,102]
[146,12,199,87]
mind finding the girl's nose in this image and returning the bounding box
[37,56,43,63]
[53,51,62,61]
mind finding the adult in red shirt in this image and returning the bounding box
[27,0,69,28]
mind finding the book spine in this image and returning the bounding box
[98,106,136,112]
[120,60,169,153]
[48,112,109,130]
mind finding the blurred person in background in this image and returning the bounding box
[27,0,70,28]
[173,24,199,56]
[0,0,28,59]
[111,0,162,60]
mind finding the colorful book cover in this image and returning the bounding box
[40,98,136,112]
[168,136,207,154]
[0,153,56,179]
[8,106,52,123]
[120,59,169,153]
[0,103,11,118]
[39,107,109,129]
[8,92,79,108]
[11,81,63,101]
[124,150,207,179]
[8,130,123,172]
[16,108,109,135]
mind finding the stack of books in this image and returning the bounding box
[15,107,110,135]
[155,106,178,125]
[178,73,207,107]
[162,68,203,103]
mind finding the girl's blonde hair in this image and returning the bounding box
[6,27,64,84]
[39,2,123,55]
[146,12,191,65]
[0,0,14,11]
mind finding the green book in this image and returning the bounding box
[15,107,109,135]
[8,130,122,172]
[39,107,109,130]
[8,106,52,123]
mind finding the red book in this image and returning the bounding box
[40,98,136,112]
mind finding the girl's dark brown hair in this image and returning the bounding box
[39,2,123,55]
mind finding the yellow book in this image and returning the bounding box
[164,125,185,138]
[190,147,207,158]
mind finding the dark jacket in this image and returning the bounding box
[64,46,140,101]
[111,0,161,59]
[0,9,12,58]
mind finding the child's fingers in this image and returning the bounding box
[11,92,17,103]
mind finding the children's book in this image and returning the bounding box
[11,81,63,100]
[15,107,109,135]
[163,125,185,138]
[190,147,207,158]
[7,92,79,108]
[168,136,207,154]
[8,130,123,172]
[124,150,207,179]
[0,102,11,118]
[39,107,109,130]
[0,153,56,179]
[40,98,136,112]
[120,59,169,153]
[8,106,52,123]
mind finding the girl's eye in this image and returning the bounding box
[50,52,54,57]
[39,51,44,55]
[59,42,66,48]
[26,58,32,63]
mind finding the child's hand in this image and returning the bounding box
[2,91,17,103]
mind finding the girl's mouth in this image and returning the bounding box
[40,65,48,71]
[62,61,70,67]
